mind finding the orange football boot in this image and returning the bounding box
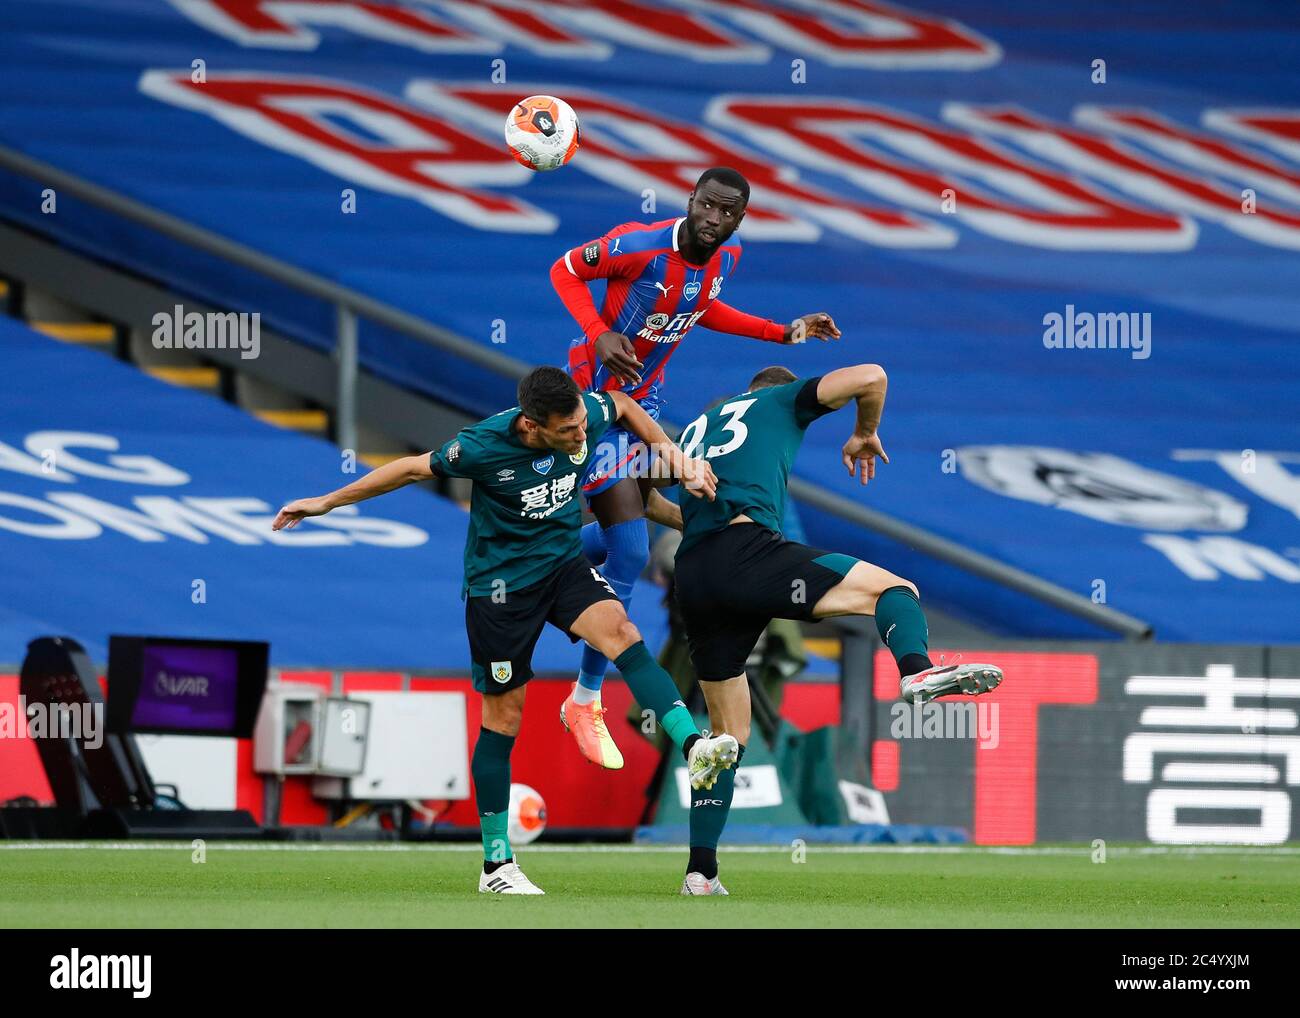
[559,684,625,770]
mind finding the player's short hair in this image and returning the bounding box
[519,366,581,425]
[749,365,797,390]
[695,167,750,203]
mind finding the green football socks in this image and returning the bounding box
[688,744,746,878]
[613,641,700,751]
[875,585,934,676]
[472,726,514,865]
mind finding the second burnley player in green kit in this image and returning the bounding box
[272,366,740,896]
[667,363,1004,896]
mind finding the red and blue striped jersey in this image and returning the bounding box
[557,218,744,403]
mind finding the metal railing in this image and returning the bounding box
[0,147,531,452]
[0,144,1153,639]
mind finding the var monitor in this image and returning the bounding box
[106,636,269,738]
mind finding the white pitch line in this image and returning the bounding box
[0,842,1298,856]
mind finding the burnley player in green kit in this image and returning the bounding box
[665,363,1004,895]
[273,366,740,895]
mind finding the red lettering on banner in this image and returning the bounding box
[949,105,1300,249]
[524,0,769,62]
[170,0,998,68]
[874,650,1099,844]
[711,96,1192,250]
[168,0,497,52]
[139,71,556,232]
[1077,107,1300,209]
[415,81,954,246]
[172,0,766,60]
[428,1,612,59]
[682,0,999,68]
[1203,108,1300,166]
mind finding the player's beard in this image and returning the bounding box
[687,217,724,254]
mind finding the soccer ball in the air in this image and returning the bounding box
[508,783,548,844]
[504,95,580,172]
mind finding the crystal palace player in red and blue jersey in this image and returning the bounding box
[548,167,840,770]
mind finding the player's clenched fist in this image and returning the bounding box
[679,454,717,500]
[272,495,333,530]
[653,441,715,500]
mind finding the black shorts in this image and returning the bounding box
[673,523,859,682]
[465,555,620,694]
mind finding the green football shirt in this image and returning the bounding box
[677,377,832,553]
[430,391,616,597]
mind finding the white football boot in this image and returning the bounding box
[478,860,545,895]
[900,661,1003,705]
[687,732,740,790]
[680,872,730,896]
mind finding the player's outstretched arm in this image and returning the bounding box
[697,302,840,344]
[607,391,717,501]
[271,454,433,530]
[814,365,889,486]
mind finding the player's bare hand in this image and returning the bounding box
[272,496,332,531]
[787,313,841,344]
[679,455,717,501]
[841,432,888,486]
[595,330,643,386]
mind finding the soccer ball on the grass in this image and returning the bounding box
[508,783,547,844]
[504,95,580,171]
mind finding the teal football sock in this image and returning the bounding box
[688,744,746,878]
[874,585,933,674]
[472,727,515,864]
[613,641,699,750]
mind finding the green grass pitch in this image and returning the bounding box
[2,843,1298,928]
